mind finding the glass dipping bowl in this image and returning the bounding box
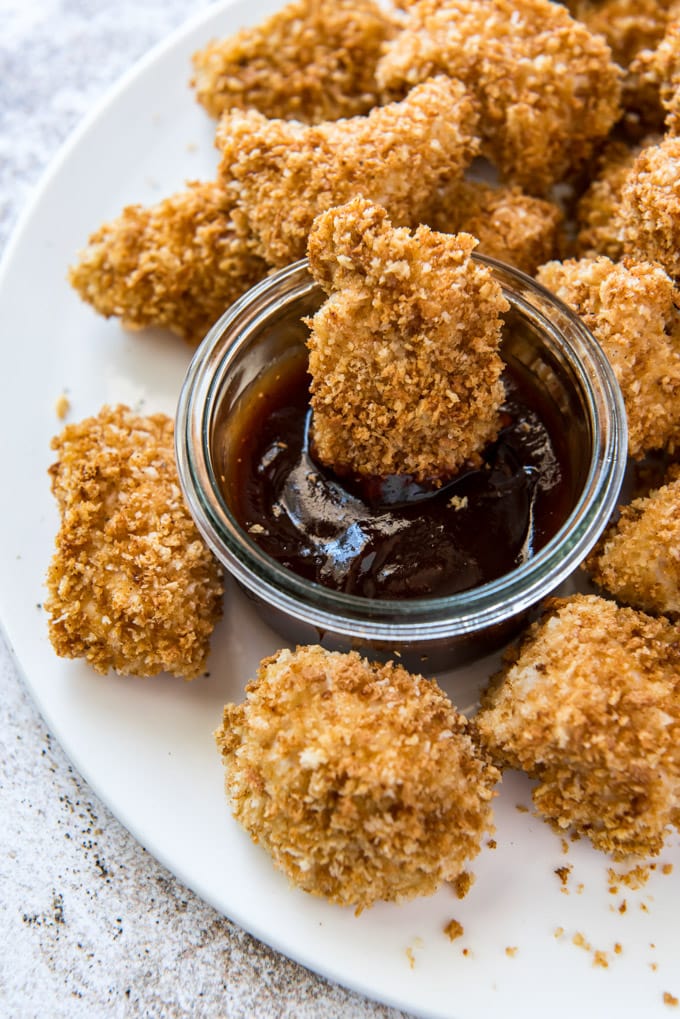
[176,257,627,671]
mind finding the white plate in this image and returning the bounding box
[0,2,678,1016]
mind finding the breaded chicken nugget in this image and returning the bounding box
[475,595,680,858]
[215,645,499,910]
[626,9,680,135]
[425,180,563,275]
[586,466,680,617]
[69,181,267,346]
[566,0,673,69]
[620,136,680,278]
[536,256,680,458]
[574,141,639,259]
[45,405,223,679]
[191,0,398,123]
[376,0,621,194]
[216,76,480,267]
[306,198,508,481]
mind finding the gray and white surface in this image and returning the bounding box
[0,3,407,1015]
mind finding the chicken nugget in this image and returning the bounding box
[620,136,680,279]
[216,75,480,267]
[69,181,267,346]
[566,0,673,69]
[475,594,680,858]
[215,645,499,910]
[586,467,680,617]
[574,141,639,259]
[536,256,680,459]
[376,0,621,194]
[425,180,563,275]
[306,198,508,482]
[191,0,398,123]
[45,405,223,679]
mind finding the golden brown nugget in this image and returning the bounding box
[376,0,621,194]
[216,76,480,267]
[574,141,639,259]
[69,181,267,346]
[566,0,673,70]
[425,180,563,275]
[191,0,398,123]
[215,645,499,910]
[587,467,680,617]
[45,405,223,679]
[306,198,508,482]
[620,136,680,279]
[536,256,680,459]
[475,595,680,859]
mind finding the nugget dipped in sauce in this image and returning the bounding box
[215,645,499,910]
[306,198,508,483]
[45,405,223,678]
[475,595,680,859]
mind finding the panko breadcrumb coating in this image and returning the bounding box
[586,467,680,617]
[475,595,680,858]
[425,180,563,275]
[306,198,508,481]
[620,136,680,279]
[536,256,680,458]
[574,141,639,259]
[191,0,398,123]
[215,645,499,910]
[69,181,267,346]
[216,75,480,267]
[45,405,223,679]
[627,9,680,135]
[376,0,621,194]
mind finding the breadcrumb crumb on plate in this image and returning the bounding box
[215,645,499,911]
[45,405,224,679]
[476,594,680,858]
[306,198,508,481]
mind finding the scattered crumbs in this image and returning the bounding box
[405,947,416,970]
[651,943,657,950]
[448,494,468,511]
[651,963,659,973]
[664,992,679,1008]
[452,871,474,900]
[560,838,569,855]
[618,900,627,914]
[55,393,70,419]
[554,926,565,939]
[662,863,674,876]
[609,884,619,895]
[576,882,585,895]
[614,943,622,955]
[572,932,591,952]
[487,838,497,850]
[462,947,471,958]
[444,919,464,942]
[555,865,572,887]
[608,864,651,890]
[413,936,424,949]
[515,803,529,813]
[640,902,650,913]
[593,950,609,969]
[505,946,518,958]
[247,523,266,534]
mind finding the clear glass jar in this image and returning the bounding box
[175,257,627,670]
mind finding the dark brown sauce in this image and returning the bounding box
[217,350,573,599]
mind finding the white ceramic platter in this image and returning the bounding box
[0,2,677,1016]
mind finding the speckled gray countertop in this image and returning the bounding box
[0,3,409,1015]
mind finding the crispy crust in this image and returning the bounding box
[536,255,680,458]
[306,198,508,481]
[68,181,267,346]
[475,594,680,858]
[191,0,398,123]
[424,180,563,275]
[376,0,621,193]
[215,645,499,910]
[586,467,680,617]
[45,405,223,679]
[574,141,639,259]
[216,75,480,266]
[621,136,680,278]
